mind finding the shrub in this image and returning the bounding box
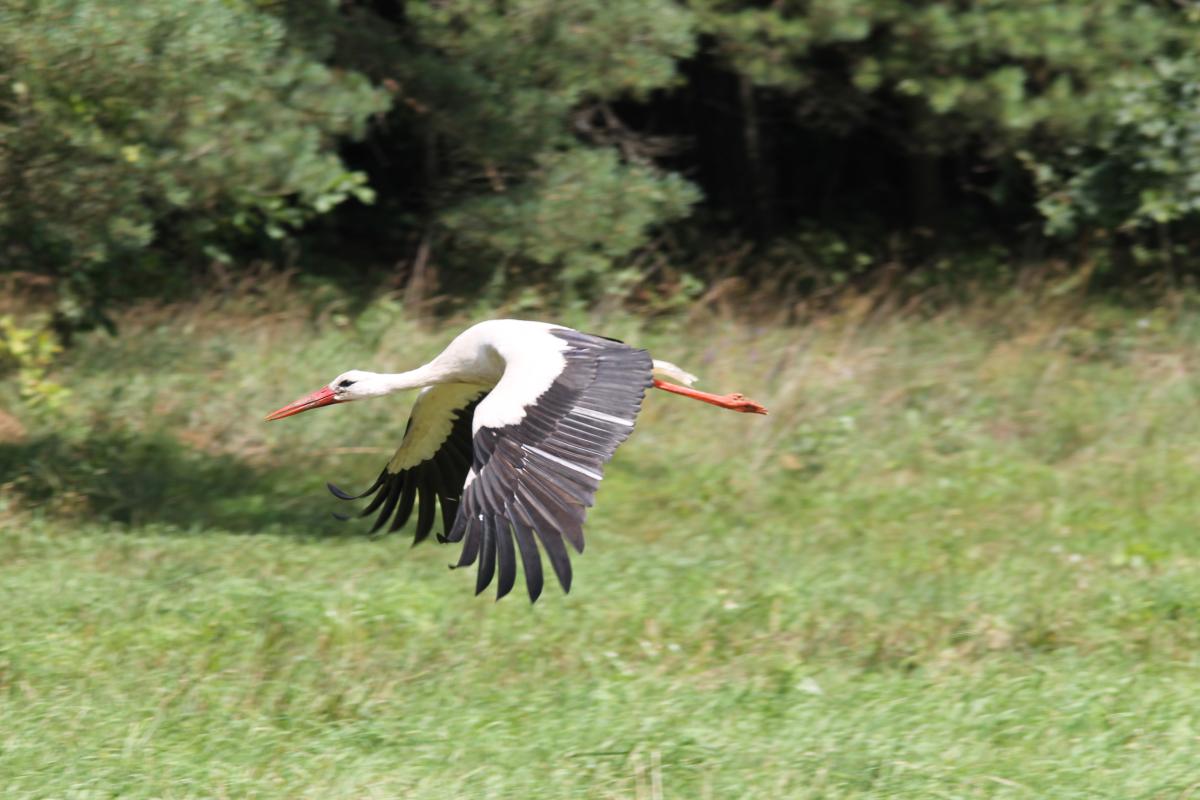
[0,0,388,329]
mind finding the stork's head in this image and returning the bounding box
[265,370,385,421]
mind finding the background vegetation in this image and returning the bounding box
[4,1,1200,797]
[4,290,1200,797]
[6,0,1200,327]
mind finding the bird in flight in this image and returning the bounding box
[265,319,766,601]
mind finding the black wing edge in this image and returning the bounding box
[327,398,480,545]
[446,330,653,603]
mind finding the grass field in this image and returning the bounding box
[3,290,1200,798]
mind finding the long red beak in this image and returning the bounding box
[265,386,340,421]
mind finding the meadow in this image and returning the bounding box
[2,286,1200,798]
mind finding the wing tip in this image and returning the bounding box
[327,482,355,500]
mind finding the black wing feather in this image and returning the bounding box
[389,479,418,534]
[414,479,437,544]
[370,477,404,535]
[494,517,518,600]
[511,519,544,603]
[449,329,652,600]
[475,516,497,595]
[330,389,484,545]
[455,517,482,568]
[357,478,391,518]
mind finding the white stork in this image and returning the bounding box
[265,319,766,602]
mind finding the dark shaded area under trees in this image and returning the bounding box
[4,0,1200,333]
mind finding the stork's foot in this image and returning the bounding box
[652,378,769,414]
[721,393,769,415]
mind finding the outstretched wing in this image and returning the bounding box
[329,383,486,543]
[446,329,653,602]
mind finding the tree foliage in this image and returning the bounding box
[693,0,1200,241]
[4,0,1200,330]
[0,0,387,327]
[325,0,701,295]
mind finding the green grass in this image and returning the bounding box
[3,293,1200,798]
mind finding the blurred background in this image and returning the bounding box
[3,1,1200,797]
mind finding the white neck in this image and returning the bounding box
[377,362,456,393]
[341,360,468,400]
[335,326,505,401]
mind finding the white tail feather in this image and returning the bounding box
[652,359,698,386]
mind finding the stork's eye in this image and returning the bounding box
[337,379,356,388]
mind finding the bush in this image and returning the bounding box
[0,0,388,329]
[7,0,1200,315]
[441,148,699,298]
[319,0,701,299]
[695,0,1200,242]
[0,315,65,410]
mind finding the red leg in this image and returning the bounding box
[652,379,768,414]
